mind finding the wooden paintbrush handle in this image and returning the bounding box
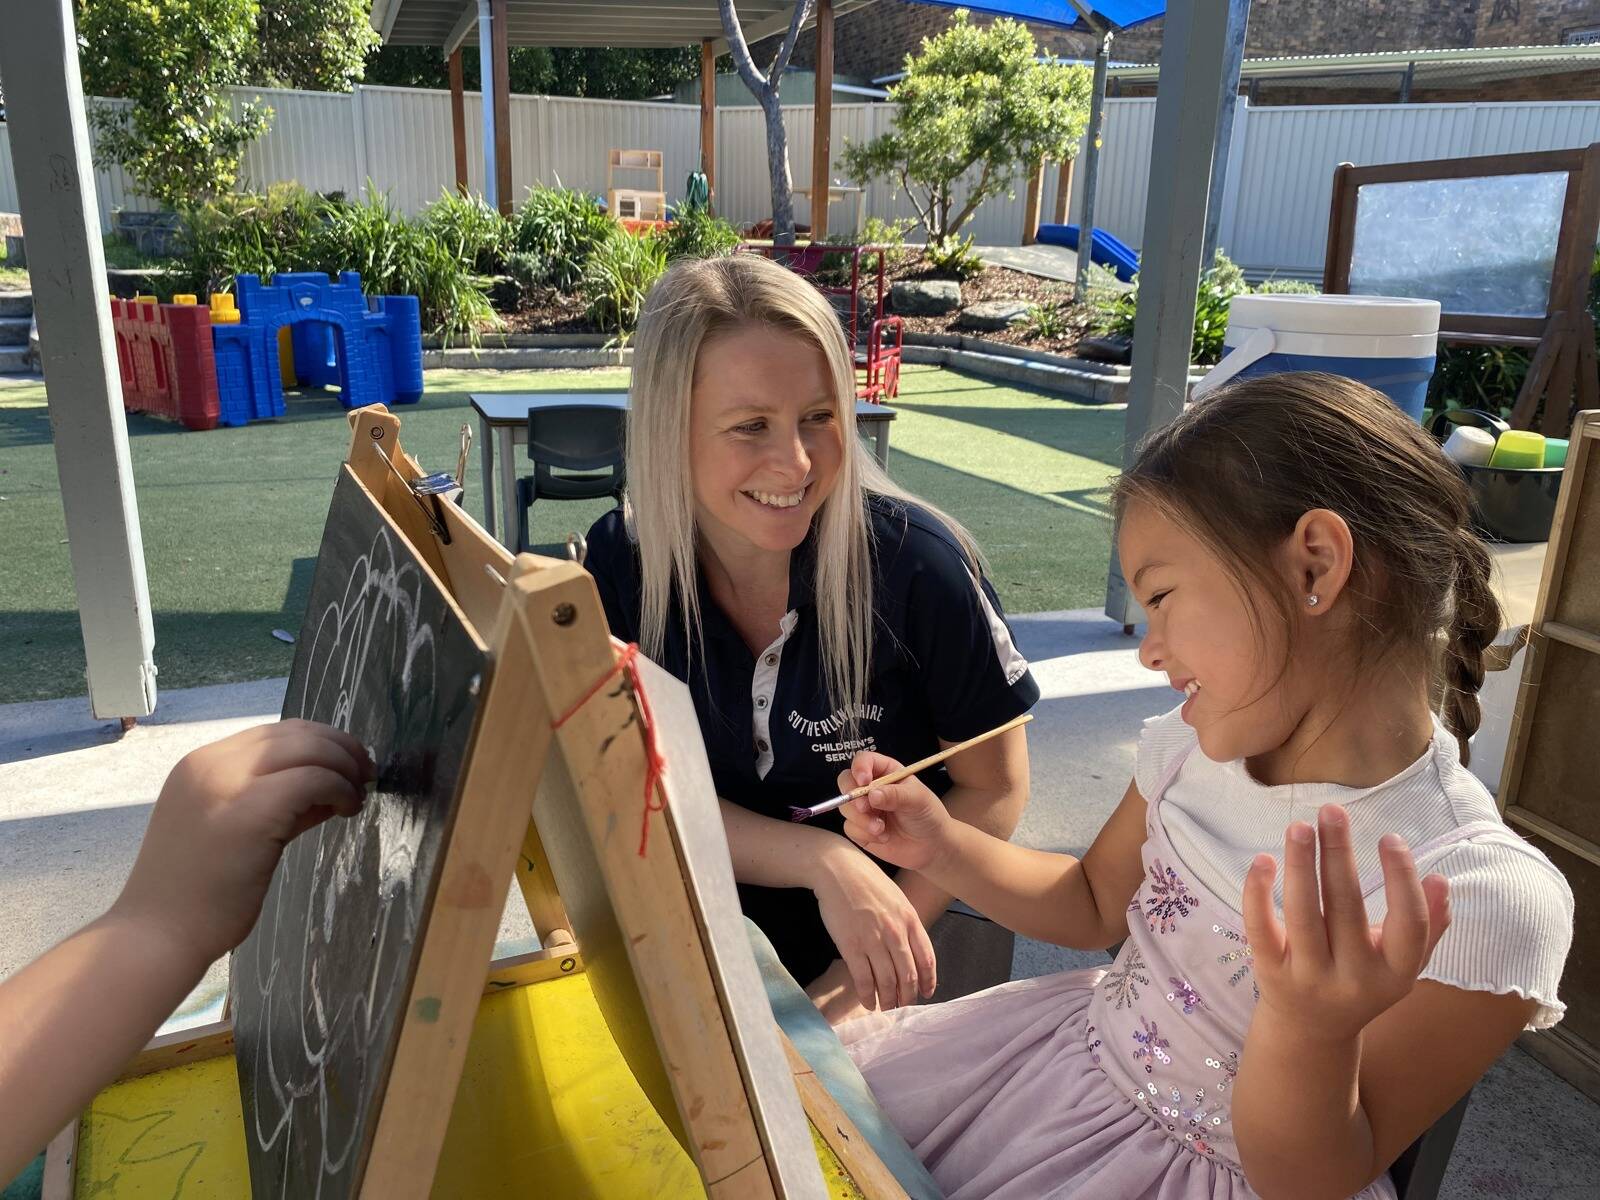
[850,712,1033,798]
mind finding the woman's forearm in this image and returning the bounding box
[1233,1010,1376,1200]
[717,798,851,890]
[896,782,1026,927]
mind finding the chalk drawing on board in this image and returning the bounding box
[230,469,487,1199]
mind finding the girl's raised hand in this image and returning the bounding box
[837,751,951,873]
[1243,804,1451,1043]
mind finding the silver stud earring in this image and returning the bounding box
[1306,594,1320,608]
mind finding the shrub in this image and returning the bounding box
[1089,251,1276,366]
[583,228,668,337]
[1252,277,1319,295]
[174,183,327,294]
[314,191,495,345]
[513,186,614,290]
[1025,302,1073,340]
[656,207,741,262]
[422,190,513,276]
[924,234,984,281]
[175,185,495,345]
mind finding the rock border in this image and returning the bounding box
[903,332,1205,405]
[415,330,1205,401]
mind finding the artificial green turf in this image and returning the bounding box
[0,364,1123,705]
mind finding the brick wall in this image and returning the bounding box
[755,0,1600,100]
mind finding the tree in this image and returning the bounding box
[718,0,812,245]
[78,0,272,208]
[838,11,1092,243]
[252,0,379,93]
[362,44,703,101]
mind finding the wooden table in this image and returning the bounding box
[468,391,898,550]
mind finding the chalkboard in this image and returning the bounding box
[230,466,488,1199]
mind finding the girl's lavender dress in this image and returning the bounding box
[839,746,1499,1199]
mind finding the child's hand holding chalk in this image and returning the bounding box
[117,720,376,965]
[0,720,373,1182]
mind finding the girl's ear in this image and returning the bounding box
[1286,508,1354,616]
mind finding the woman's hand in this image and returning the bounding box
[812,838,938,1012]
[1243,804,1451,1044]
[838,752,955,873]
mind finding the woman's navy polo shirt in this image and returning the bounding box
[584,495,1039,985]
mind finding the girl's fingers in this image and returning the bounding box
[885,931,918,1009]
[843,952,878,1012]
[1281,821,1331,967]
[1421,873,1452,960]
[864,944,897,1010]
[269,720,373,777]
[1241,853,1287,968]
[910,919,938,999]
[1316,806,1370,959]
[847,751,906,790]
[1376,834,1435,977]
[250,767,366,840]
[252,735,368,789]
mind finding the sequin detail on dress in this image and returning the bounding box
[1167,977,1204,1015]
[1103,945,1150,1010]
[1144,858,1200,933]
[1131,1016,1172,1073]
[1214,924,1258,1001]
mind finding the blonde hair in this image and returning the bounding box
[625,253,980,723]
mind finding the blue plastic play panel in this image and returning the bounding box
[1035,224,1139,281]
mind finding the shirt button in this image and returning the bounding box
[755,696,768,709]
[756,739,769,753]
[765,653,778,666]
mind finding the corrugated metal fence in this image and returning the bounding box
[2,86,1598,274]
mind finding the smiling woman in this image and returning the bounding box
[583,255,1039,1022]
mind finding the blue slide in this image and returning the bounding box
[1034,223,1140,282]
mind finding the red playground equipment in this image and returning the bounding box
[740,243,903,403]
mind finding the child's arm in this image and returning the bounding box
[0,720,373,1182]
[838,752,1148,950]
[1232,804,1536,1200]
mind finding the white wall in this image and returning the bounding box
[3,87,1598,275]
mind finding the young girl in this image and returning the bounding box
[833,373,1574,1200]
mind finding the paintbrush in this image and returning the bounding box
[787,713,1033,822]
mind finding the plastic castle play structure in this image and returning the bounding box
[111,272,424,430]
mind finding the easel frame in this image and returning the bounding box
[1323,143,1600,435]
[46,405,908,1200]
[1497,408,1600,1103]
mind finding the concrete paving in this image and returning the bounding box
[1,608,1594,1197]
[973,242,1085,286]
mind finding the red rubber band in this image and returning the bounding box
[552,642,668,857]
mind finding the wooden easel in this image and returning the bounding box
[1324,143,1600,436]
[1497,408,1600,1103]
[45,406,910,1199]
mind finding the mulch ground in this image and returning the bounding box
[491,251,1101,356]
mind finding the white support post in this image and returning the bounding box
[1105,0,1247,629]
[350,84,372,198]
[476,0,497,212]
[1201,0,1251,264]
[0,0,157,719]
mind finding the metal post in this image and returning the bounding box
[1399,61,1416,103]
[1201,0,1251,263]
[1076,30,1113,295]
[476,0,496,212]
[1105,0,1245,628]
[0,0,157,718]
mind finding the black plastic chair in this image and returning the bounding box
[514,404,626,553]
[1102,939,1471,1199]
